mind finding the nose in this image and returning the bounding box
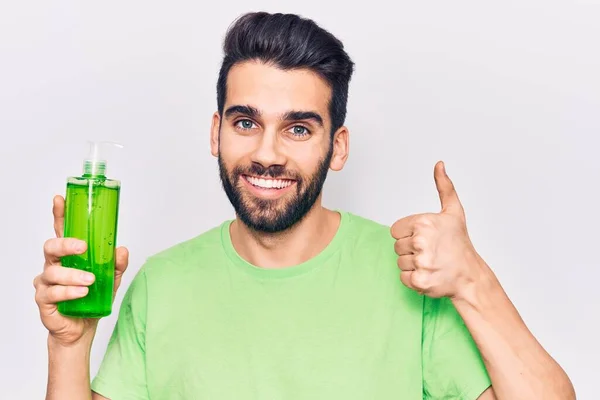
[250,131,286,168]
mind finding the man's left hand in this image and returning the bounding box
[390,161,485,299]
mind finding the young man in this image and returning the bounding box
[35,12,575,400]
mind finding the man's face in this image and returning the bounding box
[211,61,347,233]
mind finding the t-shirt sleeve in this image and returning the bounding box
[91,267,149,399]
[422,296,492,400]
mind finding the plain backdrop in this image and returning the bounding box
[1,0,598,398]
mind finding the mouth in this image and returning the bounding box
[244,175,295,189]
[241,175,296,199]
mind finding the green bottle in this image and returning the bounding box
[57,141,123,318]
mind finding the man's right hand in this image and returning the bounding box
[34,195,130,347]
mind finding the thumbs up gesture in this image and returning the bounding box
[391,161,484,299]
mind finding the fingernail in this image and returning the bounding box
[77,286,88,295]
[74,241,86,253]
[81,272,95,283]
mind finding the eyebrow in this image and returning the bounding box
[282,110,324,127]
[224,104,324,127]
[224,105,261,119]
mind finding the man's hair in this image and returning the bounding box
[216,12,355,135]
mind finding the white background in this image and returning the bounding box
[1,0,598,398]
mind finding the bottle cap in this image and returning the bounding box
[83,141,123,177]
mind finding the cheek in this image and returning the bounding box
[219,133,253,163]
[292,146,327,177]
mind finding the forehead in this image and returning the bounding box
[225,61,331,120]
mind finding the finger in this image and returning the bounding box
[41,265,95,286]
[113,247,130,295]
[390,215,417,239]
[396,255,416,272]
[44,238,87,265]
[53,195,65,238]
[433,161,464,216]
[399,270,416,291]
[394,237,415,256]
[115,246,129,273]
[399,271,426,296]
[36,285,89,306]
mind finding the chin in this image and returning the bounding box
[236,202,306,233]
[240,210,291,234]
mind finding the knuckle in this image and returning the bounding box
[45,285,61,303]
[34,289,44,305]
[43,266,59,282]
[43,239,54,255]
[414,253,430,269]
[415,215,434,229]
[412,235,427,251]
[412,272,430,290]
[413,254,423,268]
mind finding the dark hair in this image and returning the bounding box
[216,12,355,135]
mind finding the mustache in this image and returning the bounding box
[234,163,299,180]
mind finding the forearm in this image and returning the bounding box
[46,333,94,400]
[452,256,576,400]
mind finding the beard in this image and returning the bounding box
[218,147,333,234]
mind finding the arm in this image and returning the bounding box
[46,268,148,400]
[37,196,129,400]
[478,387,497,400]
[89,268,150,399]
[47,333,109,400]
[391,161,575,400]
[452,255,575,400]
[47,338,109,400]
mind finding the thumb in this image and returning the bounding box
[434,161,464,216]
[52,195,65,238]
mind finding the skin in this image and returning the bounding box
[210,61,349,269]
[35,196,128,400]
[34,60,575,399]
[391,162,575,399]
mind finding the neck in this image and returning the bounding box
[229,203,340,269]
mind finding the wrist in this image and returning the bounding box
[48,329,96,353]
[46,332,94,400]
[452,250,500,311]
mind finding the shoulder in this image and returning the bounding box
[342,211,395,240]
[338,210,424,308]
[139,219,231,277]
[337,210,400,272]
[340,211,397,252]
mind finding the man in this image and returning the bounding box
[35,11,575,399]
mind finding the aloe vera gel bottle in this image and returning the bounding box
[57,141,123,318]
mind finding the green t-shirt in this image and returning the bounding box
[91,211,491,399]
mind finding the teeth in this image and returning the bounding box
[247,176,293,189]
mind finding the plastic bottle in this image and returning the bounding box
[57,141,123,318]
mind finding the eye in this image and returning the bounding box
[288,125,310,137]
[235,119,256,130]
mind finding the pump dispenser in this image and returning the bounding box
[58,141,123,318]
[83,141,123,177]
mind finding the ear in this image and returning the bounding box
[329,126,349,171]
[210,112,220,157]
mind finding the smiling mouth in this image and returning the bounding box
[243,175,295,190]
